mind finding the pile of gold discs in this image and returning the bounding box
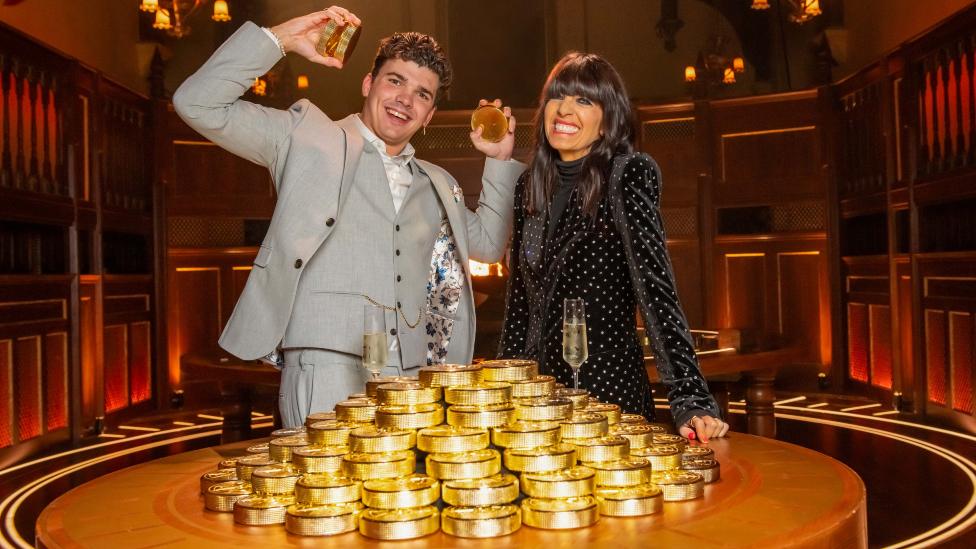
[199,360,721,539]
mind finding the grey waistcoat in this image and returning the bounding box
[282,145,445,368]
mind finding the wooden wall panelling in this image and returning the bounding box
[15,335,41,439]
[102,275,153,416]
[895,261,915,406]
[0,339,10,448]
[44,331,67,430]
[78,275,102,424]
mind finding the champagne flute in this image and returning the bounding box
[562,298,588,390]
[363,303,388,380]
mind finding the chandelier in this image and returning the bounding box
[751,0,821,24]
[139,0,231,38]
[684,36,744,91]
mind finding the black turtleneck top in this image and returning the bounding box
[548,156,585,240]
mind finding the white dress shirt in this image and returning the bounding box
[353,115,416,214]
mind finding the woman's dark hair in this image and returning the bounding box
[370,32,453,104]
[524,52,636,217]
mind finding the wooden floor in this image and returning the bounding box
[2,396,974,548]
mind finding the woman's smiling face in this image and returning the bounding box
[543,94,604,162]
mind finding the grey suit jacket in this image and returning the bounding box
[173,22,524,363]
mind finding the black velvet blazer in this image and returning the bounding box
[498,152,720,428]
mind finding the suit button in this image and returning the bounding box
[397,301,401,308]
[390,328,397,336]
[396,249,401,256]
[326,218,335,227]
[395,224,400,231]
[294,258,303,269]
[396,275,402,282]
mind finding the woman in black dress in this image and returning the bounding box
[498,52,728,441]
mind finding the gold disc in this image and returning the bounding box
[682,445,716,461]
[508,375,556,398]
[284,501,363,536]
[584,402,622,424]
[291,445,348,474]
[426,449,501,480]
[491,421,561,449]
[366,375,418,397]
[514,396,574,422]
[269,434,309,463]
[294,474,361,505]
[444,382,513,406]
[361,474,440,509]
[619,413,648,425]
[374,403,444,430]
[233,495,295,525]
[610,423,657,449]
[335,399,378,423]
[442,504,521,538]
[251,463,302,496]
[376,381,442,406]
[204,480,252,512]
[521,466,595,498]
[417,363,482,388]
[447,403,517,429]
[470,105,509,143]
[559,412,609,439]
[521,496,599,529]
[554,388,590,410]
[246,442,269,454]
[631,444,683,471]
[305,411,336,426]
[272,426,306,438]
[652,433,688,451]
[650,470,705,501]
[681,458,721,483]
[477,359,537,381]
[441,473,520,506]
[594,484,663,516]
[307,420,357,446]
[341,450,416,481]
[564,435,630,463]
[200,469,238,494]
[416,425,489,454]
[217,457,239,470]
[359,506,440,540]
[235,453,276,481]
[582,457,652,487]
[348,425,416,453]
[503,444,577,473]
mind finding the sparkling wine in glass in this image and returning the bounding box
[363,303,388,380]
[562,298,588,390]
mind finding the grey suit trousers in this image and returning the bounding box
[279,349,404,428]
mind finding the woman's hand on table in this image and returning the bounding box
[679,415,730,443]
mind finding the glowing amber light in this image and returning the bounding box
[253,77,267,97]
[212,0,231,22]
[153,8,172,30]
[684,66,696,82]
[751,0,770,9]
[733,57,745,73]
[139,0,159,12]
[723,68,736,84]
[803,0,822,16]
[297,75,310,89]
[469,260,504,277]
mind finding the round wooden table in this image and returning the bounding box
[36,433,866,548]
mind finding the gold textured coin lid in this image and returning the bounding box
[632,443,682,456]
[443,504,518,520]
[350,425,412,439]
[510,375,555,386]
[494,420,560,434]
[363,474,438,493]
[287,501,363,518]
[305,411,336,424]
[309,419,357,432]
[377,402,441,415]
[348,392,368,399]
[252,463,302,478]
[208,479,251,496]
[652,433,687,446]
[361,506,438,523]
[586,402,621,413]
[682,445,716,460]
[246,442,269,453]
[419,425,485,438]
[237,453,276,466]
[611,423,656,435]
[272,427,306,438]
[235,494,296,510]
[651,470,703,485]
[202,469,238,483]
[444,473,518,490]
[217,458,239,469]
[569,434,629,448]
[508,443,575,458]
[429,448,499,464]
[523,465,595,483]
[271,434,309,447]
[448,381,511,394]
[682,457,719,471]
[344,450,413,464]
[297,473,359,489]
[516,396,572,409]
[450,402,516,413]
[293,445,348,458]
[470,105,509,143]
[561,411,606,425]
[595,484,662,500]
[337,398,376,408]
[619,414,647,424]
[585,457,651,471]
[366,375,417,395]
[523,495,597,512]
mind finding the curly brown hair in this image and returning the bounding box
[369,32,453,103]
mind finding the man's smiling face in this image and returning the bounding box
[360,58,439,155]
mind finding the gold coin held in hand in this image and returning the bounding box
[471,105,509,143]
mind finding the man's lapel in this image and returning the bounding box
[418,160,469,266]
[335,115,365,207]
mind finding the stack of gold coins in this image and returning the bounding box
[682,445,715,462]
[292,445,348,474]
[307,420,356,446]
[294,474,361,505]
[477,359,537,382]
[361,474,440,509]
[375,403,443,430]
[366,376,418,398]
[585,402,621,424]
[521,496,599,529]
[376,382,441,406]
[348,392,368,400]
[418,363,482,388]
[236,453,276,481]
[444,382,512,406]
[200,469,238,494]
[650,470,704,501]
[416,425,489,454]
[681,458,720,483]
[441,505,521,538]
[609,423,656,450]
[441,473,520,507]
[285,501,364,536]
[521,466,595,498]
[348,426,415,453]
[272,426,306,438]
[559,412,609,440]
[335,399,378,423]
[269,435,309,462]
[251,463,302,496]
[555,388,590,410]
[631,444,682,471]
[246,442,269,454]
[564,435,630,463]
[359,507,440,540]
[503,444,576,473]
[508,375,555,398]
[594,484,663,516]
[427,449,501,480]
[305,411,336,426]
[341,451,415,481]
[217,457,239,470]
[583,457,652,487]
[205,480,252,512]
[652,433,688,451]
[514,397,573,422]
[446,403,516,429]
[233,494,296,525]
[491,421,560,449]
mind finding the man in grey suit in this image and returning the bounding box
[174,6,524,427]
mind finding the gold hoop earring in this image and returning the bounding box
[423,125,427,136]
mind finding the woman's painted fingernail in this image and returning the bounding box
[687,431,696,440]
